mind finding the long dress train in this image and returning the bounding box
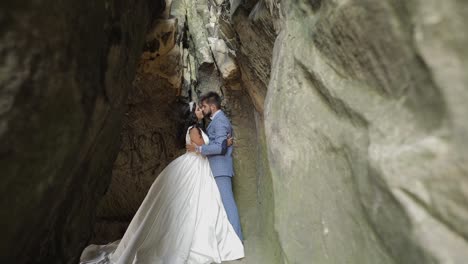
[80,127,244,264]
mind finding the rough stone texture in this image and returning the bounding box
[168,1,284,262]
[232,5,276,113]
[5,0,467,263]
[91,68,184,243]
[91,13,184,243]
[263,0,468,263]
[228,2,285,263]
[208,37,240,81]
[88,1,283,262]
[0,0,164,263]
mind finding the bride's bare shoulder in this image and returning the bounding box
[189,127,205,145]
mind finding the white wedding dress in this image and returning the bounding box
[80,127,244,264]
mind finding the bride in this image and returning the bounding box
[80,101,244,264]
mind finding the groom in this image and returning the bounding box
[186,91,243,241]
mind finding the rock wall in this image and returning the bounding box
[91,0,283,261]
[3,0,468,263]
[0,0,164,263]
[259,0,468,263]
[91,7,185,244]
[90,0,235,243]
[177,0,284,262]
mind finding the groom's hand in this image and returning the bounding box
[186,143,198,153]
[227,133,234,147]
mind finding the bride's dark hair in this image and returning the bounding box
[175,100,204,148]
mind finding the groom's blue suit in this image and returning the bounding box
[201,110,243,240]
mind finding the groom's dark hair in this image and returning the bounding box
[200,91,222,109]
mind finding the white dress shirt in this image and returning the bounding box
[210,109,221,120]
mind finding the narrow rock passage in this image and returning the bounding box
[2,0,468,263]
[91,0,282,262]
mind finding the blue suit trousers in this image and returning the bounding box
[215,176,243,241]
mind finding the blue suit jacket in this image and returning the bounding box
[201,110,234,177]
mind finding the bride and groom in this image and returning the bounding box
[80,92,244,264]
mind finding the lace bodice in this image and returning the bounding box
[186,126,209,145]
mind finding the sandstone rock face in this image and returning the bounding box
[91,13,185,243]
[232,0,278,114]
[3,0,468,263]
[262,0,468,263]
[208,37,240,81]
[180,0,284,262]
[93,0,283,262]
[0,0,164,263]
